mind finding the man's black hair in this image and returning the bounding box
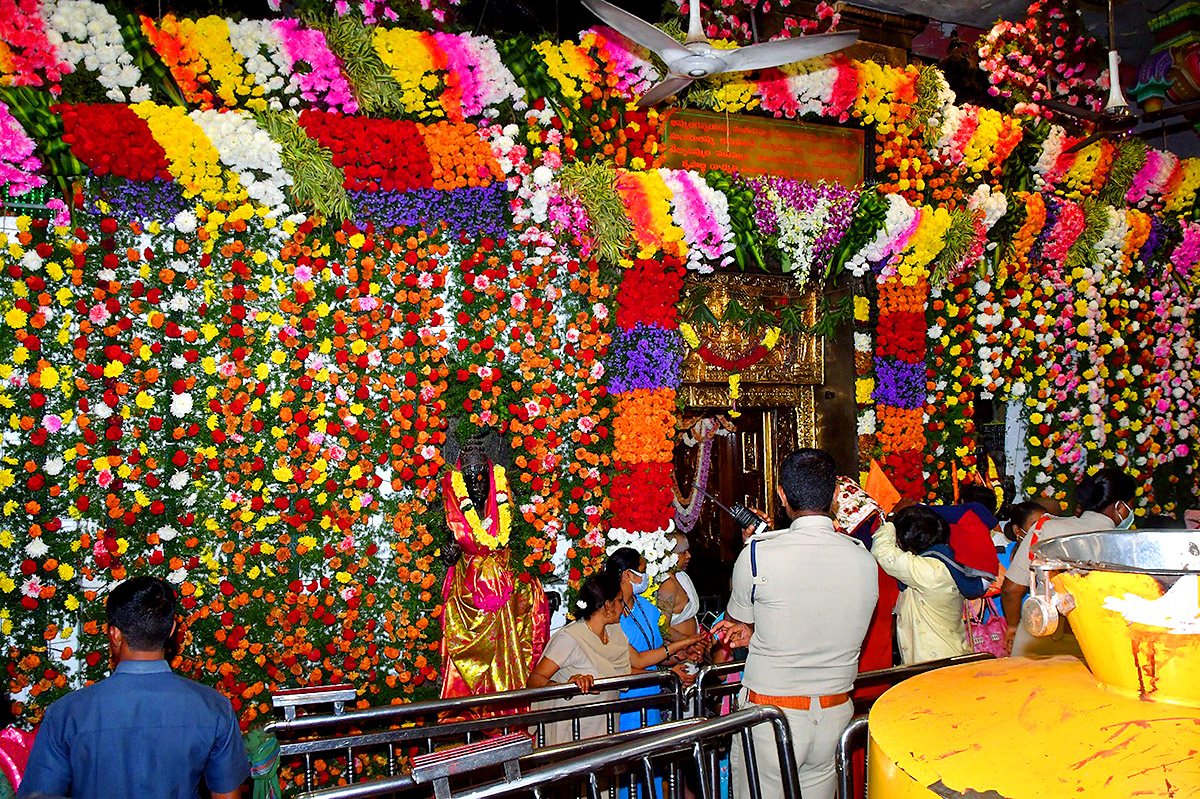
[778,448,836,513]
[106,576,177,652]
[894,505,951,554]
[1076,468,1137,513]
[959,484,997,516]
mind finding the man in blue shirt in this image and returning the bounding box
[19,577,249,799]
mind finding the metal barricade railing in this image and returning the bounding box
[836,715,870,799]
[296,705,801,799]
[272,672,684,794]
[692,652,996,718]
[693,653,996,799]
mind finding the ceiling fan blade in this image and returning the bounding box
[717,30,859,74]
[1040,98,1103,123]
[636,76,696,108]
[1143,100,1200,123]
[685,0,704,44]
[581,0,692,63]
[1066,133,1103,154]
[1138,119,1199,139]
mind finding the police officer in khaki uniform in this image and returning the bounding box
[714,448,878,799]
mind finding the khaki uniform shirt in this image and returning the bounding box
[728,515,878,696]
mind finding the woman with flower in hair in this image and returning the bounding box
[527,572,628,744]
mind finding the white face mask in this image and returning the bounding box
[628,569,649,595]
[1115,501,1135,530]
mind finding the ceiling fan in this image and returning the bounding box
[1039,0,1135,154]
[580,0,858,107]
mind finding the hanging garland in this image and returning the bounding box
[450,464,514,549]
[679,322,782,370]
[671,416,734,532]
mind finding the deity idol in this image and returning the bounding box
[439,430,549,700]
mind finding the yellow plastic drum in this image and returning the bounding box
[1036,529,1200,706]
[867,657,1200,798]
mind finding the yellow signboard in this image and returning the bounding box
[661,109,865,186]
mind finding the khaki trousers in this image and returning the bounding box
[730,687,853,799]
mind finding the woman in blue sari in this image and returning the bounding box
[604,548,702,731]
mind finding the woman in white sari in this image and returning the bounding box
[527,572,629,744]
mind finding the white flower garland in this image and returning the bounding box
[846,193,915,277]
[189,109,293,217]
[42,0,150,102]
[606,521,677,583]
[228,19,300,110]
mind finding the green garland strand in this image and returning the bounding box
[558,161,633,266]
[302,12,405,115]
[255,110,352,221]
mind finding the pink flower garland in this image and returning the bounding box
[1170,221,1200,279]
[0,0,71,91]
[273,20,358,114]
[0,98,45,196]
[757,68,803,118]
[948,107,978,164]
[828,54,860,122]
[1041,200,1085,272]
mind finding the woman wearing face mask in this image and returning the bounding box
[1000,468,1137,657]
[527,572,628,745]
[603,548,705,734]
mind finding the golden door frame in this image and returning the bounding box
[679,272,822,519]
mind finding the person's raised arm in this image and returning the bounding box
[870,522,950,590]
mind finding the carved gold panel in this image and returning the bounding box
[680,273,823,386]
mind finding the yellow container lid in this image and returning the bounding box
[868,657,1200,798]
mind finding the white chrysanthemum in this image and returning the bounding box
[189,109,292,216]
[174,210,198,234]
[42,0,149,102]
[170,392,193,417]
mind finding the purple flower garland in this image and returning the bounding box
[606,323,684,395]
[873,357,926,409]
[350,185,508,236]
[92,178,189,222]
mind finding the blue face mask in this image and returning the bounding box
[1115,501,1135,530]
[629,569,650,595]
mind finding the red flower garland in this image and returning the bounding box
[57,104,172,181]
[299,111,433,191]
[614,257,684,329]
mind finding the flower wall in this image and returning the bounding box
[2,0,1200,737]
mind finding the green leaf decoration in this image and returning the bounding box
[559,161,634,266]
[302,12,405,116]
[256,110,352,221]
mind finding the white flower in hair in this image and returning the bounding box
[576,599,587,609]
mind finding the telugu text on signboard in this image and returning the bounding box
[661,109,865,186]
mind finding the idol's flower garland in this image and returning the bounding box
[450,465,512,549]
[0,98,45,195]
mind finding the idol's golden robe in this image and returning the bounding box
[439,467,549,700]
